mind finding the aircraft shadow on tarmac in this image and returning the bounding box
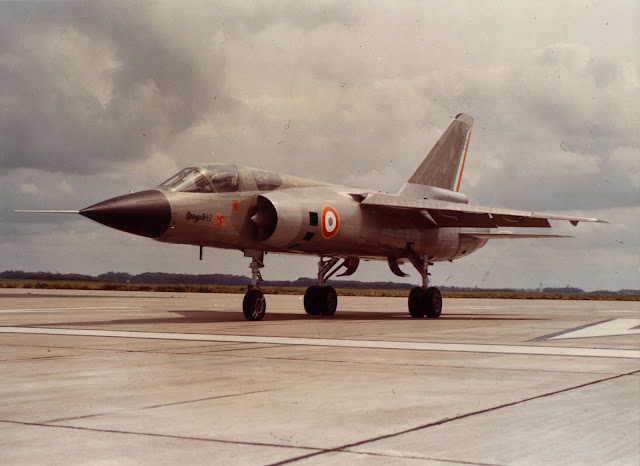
[32,310,547,327]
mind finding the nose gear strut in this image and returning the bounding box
[242,250,266,321]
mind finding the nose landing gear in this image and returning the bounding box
[242,250,266,321]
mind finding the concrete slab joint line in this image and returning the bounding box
[45,388,277,424]
[268,369,640,465]
[0,419,324,454]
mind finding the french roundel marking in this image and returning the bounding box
[321,205,340,239]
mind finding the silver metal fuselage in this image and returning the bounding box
[156,166,486,262]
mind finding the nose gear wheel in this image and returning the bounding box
[241,250,266,321]
[243,289,266,321]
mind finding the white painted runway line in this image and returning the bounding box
[1,326,639,359]
[0,306,140,313]
[549,318,640,339]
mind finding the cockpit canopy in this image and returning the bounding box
[249,167,283,191]
[158,165,238,193]
[157,164,282,193]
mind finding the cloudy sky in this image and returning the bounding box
[2,1,638,291]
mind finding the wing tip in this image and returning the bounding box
[570,218,608,226]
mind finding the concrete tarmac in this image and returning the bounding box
[1,288,638,465]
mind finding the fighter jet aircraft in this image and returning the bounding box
[16,114,605,320]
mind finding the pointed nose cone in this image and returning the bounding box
[80,190,171,238]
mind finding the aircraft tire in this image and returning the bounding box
[321,286,338,316]
[408,287,426,318]
[243,289,266,321]
[304,286,322,315]
[425,287,442,318]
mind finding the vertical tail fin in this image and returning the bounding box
[398,113,473,197]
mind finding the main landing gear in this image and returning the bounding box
[304,257,358,316]
[405,253,442,319]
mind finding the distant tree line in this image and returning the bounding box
[1,270,414,290]
[0,270,624,294]
[541,286,585,294]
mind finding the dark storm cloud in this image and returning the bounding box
[448,41,640,212]
[0,1,228,174]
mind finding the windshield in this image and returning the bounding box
[157,168,213,193]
